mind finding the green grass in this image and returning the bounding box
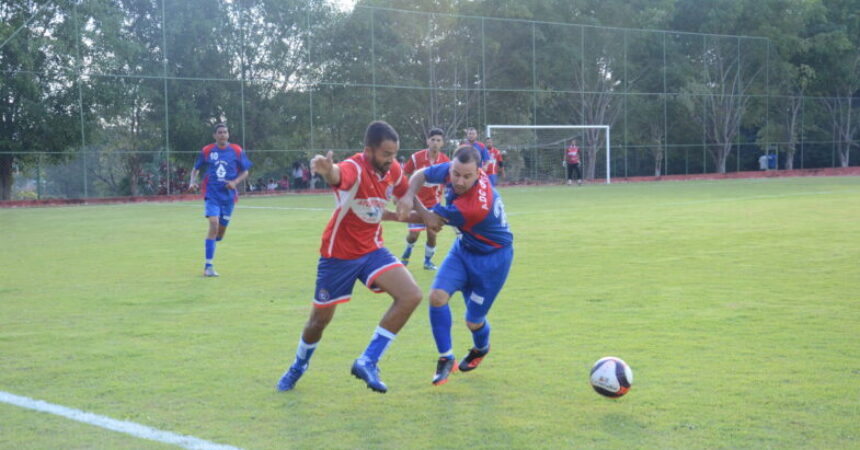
[1,176,859,449]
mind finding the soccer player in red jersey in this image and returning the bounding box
[277,121,435,394]
[565,139,583,185]
[400,128,450,270]
[485,137,504,186]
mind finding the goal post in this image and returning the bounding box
[486,125,612,184]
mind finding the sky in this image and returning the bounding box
[332,0,356,12]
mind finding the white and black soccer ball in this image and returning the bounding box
[590,356,633,398]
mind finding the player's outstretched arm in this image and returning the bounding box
[311,151,340,186]
[397,168,426,221]
[189,169,199,191]
[415,201,446,233]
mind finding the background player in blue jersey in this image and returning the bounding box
[188,123,252,277]
[465,127,492,169]
[397,145,514,386]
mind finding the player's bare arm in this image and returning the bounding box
[397,168,427,220]
[189,169,199,191]
[414,200,446,233]
[226,170,250,190]
[311,151,341,186]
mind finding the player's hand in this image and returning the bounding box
[225,180,237,190]
[311,151,334,176]
[396,196,414,221]
[421,210,446,233]
[188,182,199,192]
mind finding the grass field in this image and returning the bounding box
[1,176,859,449]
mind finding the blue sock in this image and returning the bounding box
[402,241,414,259]
[292,338,318,370]
[429,304,453,357]
[215,237,223,242]
[361,326,396,363]
[471,320,491,351]
[204,239,216,267]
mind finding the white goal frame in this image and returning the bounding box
[486,125,612,184]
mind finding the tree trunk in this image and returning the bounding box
[0,154,14,201]
[785,145,795,170]
[839,146,850,168]
[714,148,729,174]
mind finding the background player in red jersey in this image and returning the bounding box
[485,137,504,186]
[277,121,435,394]
[565,139,583,185]
[401,128,450,270]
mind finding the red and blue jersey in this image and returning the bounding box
[194,143,253,202]
[403,149,450,208]
[320,153,409,260]
[424,162,513,253]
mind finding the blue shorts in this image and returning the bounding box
[313,247,404,308]
[488,174,498,186]
[431,239,513,323]
[204,196,235,226]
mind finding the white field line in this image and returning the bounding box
[0,391,241,450]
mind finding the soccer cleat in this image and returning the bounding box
[423,260,437,271]
[458,347,489,372]
[578,180,583,186]
[432,356,458,386]
[203,267,219,277]
[276,364,305,392]
[351,359,387,393]
[567,179,572,185]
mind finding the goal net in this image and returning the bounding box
[485,125,611,184]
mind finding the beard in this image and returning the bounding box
[372,160,391,174]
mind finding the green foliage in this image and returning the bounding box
[2,0,858,199]
[1,178,859,448]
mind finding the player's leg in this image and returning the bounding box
[277,305,336,392]
[215,198,233,242]
[427,246,469,385]
[488,174,497,187]
[574,164,583,185]
[278,257,359,392]
[566,164,574,184]
[401,227,421,265]
[423,226,438,270]
[458,246,514,373]
[349,249,421,393]
[203,199,220,277]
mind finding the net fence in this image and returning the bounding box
[1,2,856,200]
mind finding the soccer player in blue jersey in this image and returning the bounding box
[465,127,492,169]
[397,145,514,386]
[188,123,252,277]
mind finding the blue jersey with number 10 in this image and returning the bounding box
[423,162,513,253]
[194,143,253,202]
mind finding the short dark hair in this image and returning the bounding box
[364,120,399,148]
[213,123,228,133]
[452,145,481,165]
[428,127,444,138]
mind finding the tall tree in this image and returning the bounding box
[0,0,83,200]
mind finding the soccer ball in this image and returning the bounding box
[590,356,633,398]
